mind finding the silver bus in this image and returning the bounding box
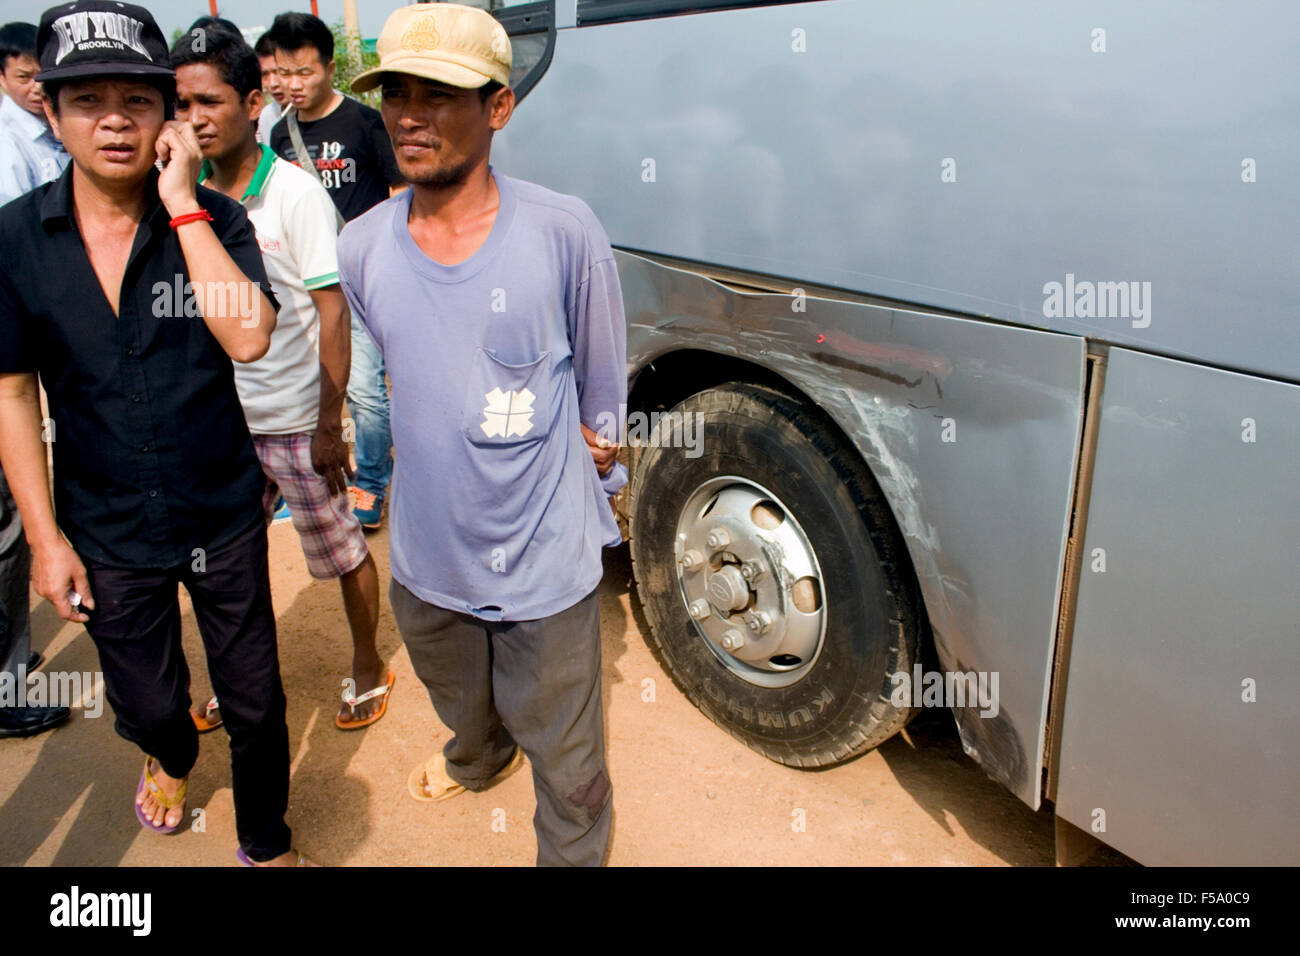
[485,0,1299,865]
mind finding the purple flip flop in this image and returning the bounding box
[236,847,314,866]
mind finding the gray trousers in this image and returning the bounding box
[0,468,31,683]
[0,538,31,683]
[390,580,612,867]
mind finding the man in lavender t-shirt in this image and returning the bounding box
[337,4,625,866]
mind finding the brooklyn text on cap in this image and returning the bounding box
[350,2,512,94]
[35,0,174,83]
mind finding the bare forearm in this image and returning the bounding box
[0,374,60,549]
[152,121,274,362]
[0,373,94,618]
[305,287,355,494]
[174,218,276,362]
[312,287,350,431]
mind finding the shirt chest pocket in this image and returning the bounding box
[461,347,554,447]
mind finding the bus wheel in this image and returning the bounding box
[628,382,923,768]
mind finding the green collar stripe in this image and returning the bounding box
[244,144,277,199]
[198,144,277,201]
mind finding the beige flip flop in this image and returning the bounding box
[407,747,525,802]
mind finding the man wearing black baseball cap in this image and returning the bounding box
[0,2,308,865]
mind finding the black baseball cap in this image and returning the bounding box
[35,1,173,83]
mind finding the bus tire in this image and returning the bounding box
[628,382,923,768]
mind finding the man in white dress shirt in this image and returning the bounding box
[0,22,68,205]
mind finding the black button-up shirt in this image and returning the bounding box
[0,164,277,568]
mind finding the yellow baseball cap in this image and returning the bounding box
[350,3,512,94]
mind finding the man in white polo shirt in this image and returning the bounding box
[172,25,394,731]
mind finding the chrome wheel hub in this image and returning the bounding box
[674,476,827,688]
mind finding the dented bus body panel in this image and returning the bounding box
[616,252,1087,807]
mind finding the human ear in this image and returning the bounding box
[44,94,62,140]
[489,87,515,131]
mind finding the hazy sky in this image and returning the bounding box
[0,1,407,43]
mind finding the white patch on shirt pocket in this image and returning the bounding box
[462,347,553,446]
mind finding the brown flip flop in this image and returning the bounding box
[192,696,222,733]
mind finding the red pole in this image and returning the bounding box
[311,1,320,16]
[209,0,218,14]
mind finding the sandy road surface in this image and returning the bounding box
[0,521,1131,866]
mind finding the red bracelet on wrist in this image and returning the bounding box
[169,209,213,230]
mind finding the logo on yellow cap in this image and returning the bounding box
[490,31,509,62]
[400,15,441,53]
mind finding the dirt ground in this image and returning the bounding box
[0,520,1133,866]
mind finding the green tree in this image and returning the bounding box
[329,20,379,107]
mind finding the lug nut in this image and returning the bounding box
[688,599,710,620]
[720,628,746,651]
[679,549,704,571]
[705,527,731,550]
[753,610,773,634]
[740,561,763,582]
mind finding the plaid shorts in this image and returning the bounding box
[252,433,369,580]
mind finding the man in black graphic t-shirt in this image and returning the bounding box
[269,88,401,222]
[264,13,403,535]
[266,15,402,221]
